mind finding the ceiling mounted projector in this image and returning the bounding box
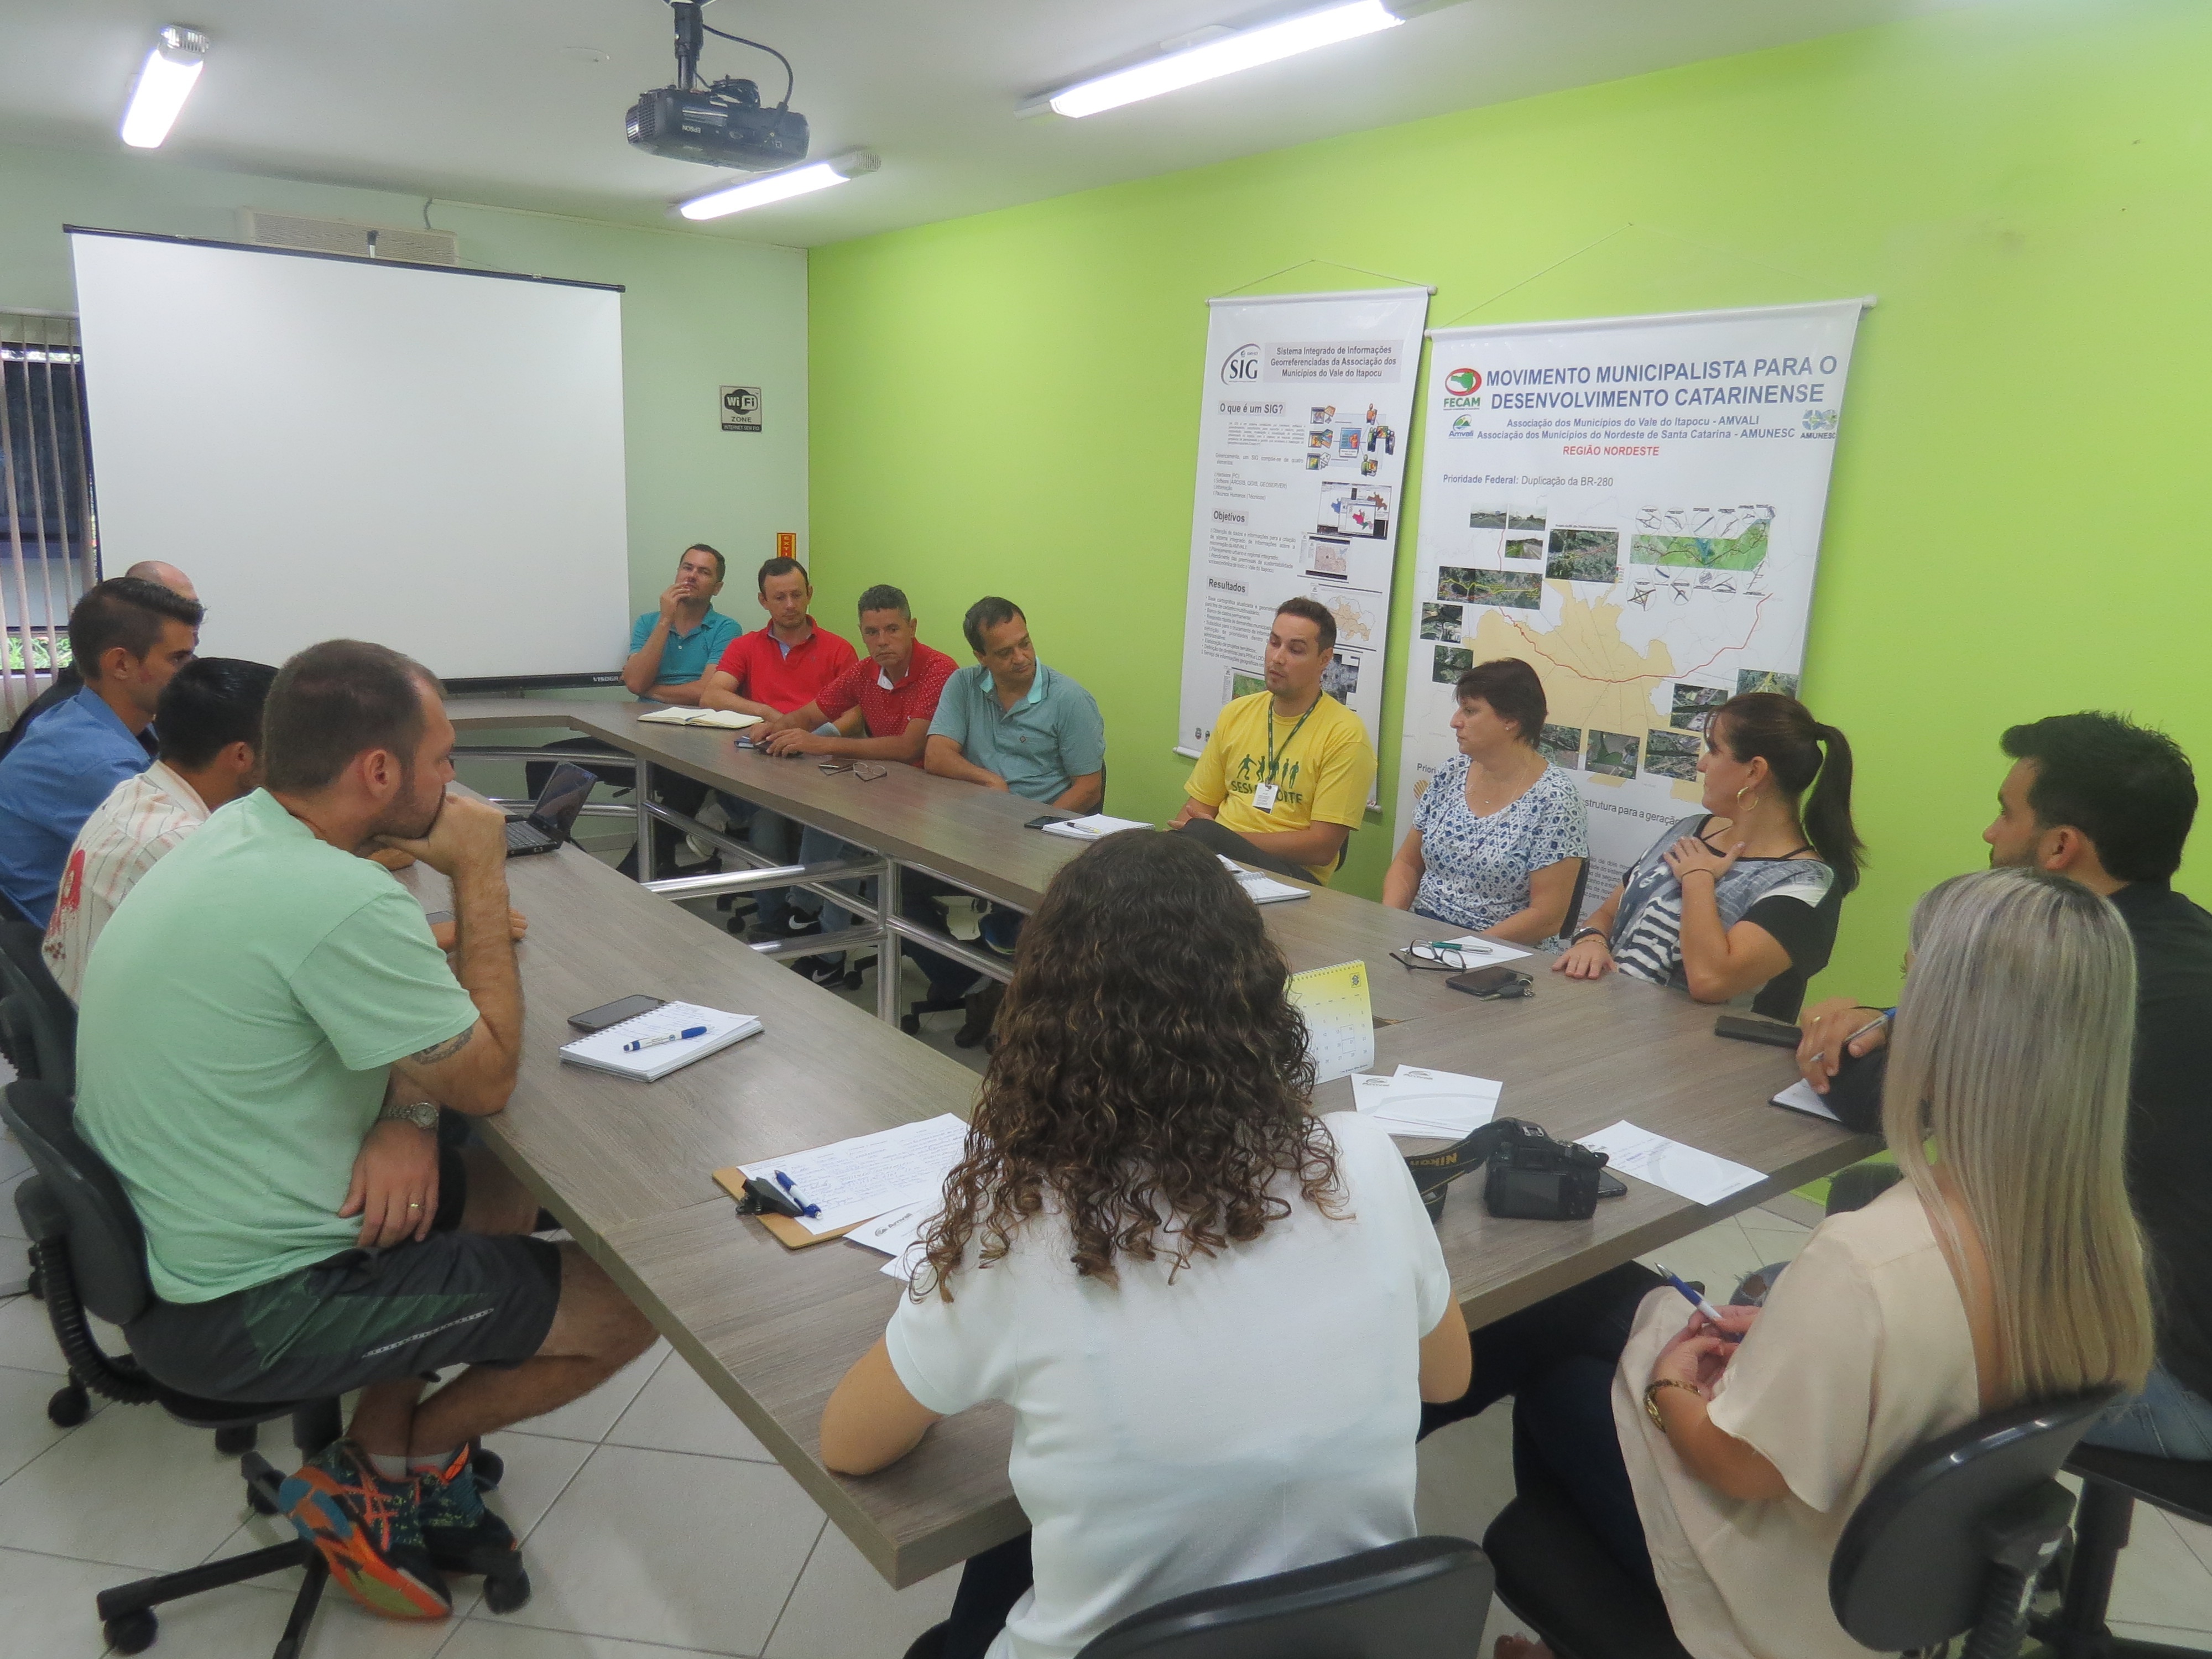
[625,1,808,170]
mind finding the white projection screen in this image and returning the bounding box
[67,228,629,686]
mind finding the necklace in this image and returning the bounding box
[1464,750,1545,816]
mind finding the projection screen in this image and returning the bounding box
[67,228,629,687]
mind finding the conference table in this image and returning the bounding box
[431,697,1877,1587]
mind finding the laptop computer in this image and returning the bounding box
[504,761,596,857]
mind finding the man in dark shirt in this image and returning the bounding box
[1798,713,2210,1458]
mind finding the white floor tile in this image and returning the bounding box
[0,1395,248,1571]
[0,1544,122,1659]
[0,1293,66,1374]
[0,1170,28,1241]
[1415,1406,1515,1544]
[0,1360,97,1482]
[492,1444,823,1653]
[439,1625,726,1659]
[0,1131,30,1182]
[126,1575,455,1659]
[2109,1621,2212,1650]
[2110,1503,2212,1634]
[506,1341,669,1444]
[607,1350,774,1463]
[2171,1510,2212,1580]
[763,1520,957,1659]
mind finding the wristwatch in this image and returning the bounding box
[1644,1376,1703,1433]
[377,1100,441,1131]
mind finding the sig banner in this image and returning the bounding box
[1176,286,1430,762]
[1396,298,1869,913]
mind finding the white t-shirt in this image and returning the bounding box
[43,760,212,1003]
[1611,1181,1982,1659]
[886,1111,1452,1659]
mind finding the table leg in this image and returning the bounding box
[877,858,903,1022]
[634,755,656,883]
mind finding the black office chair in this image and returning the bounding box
[1485,1391,2115,1659]
[2043,1441,2212,1658]
[0,916,75,1094]
[906,1536,1491,1659]
[1555,858,1590,945]
[2,1077,527,1655]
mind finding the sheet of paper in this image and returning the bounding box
[1287,960,1374,1084]
[847,1204,933,1278]
[1428,933,1532,967]
[1215,857,1310,905]
[740,1113,971,1237]
[1037,813,1151,841]
[1577,1120,1764,1206]
[1351,1065,1503,1138]
[1772,1078,1841,1123]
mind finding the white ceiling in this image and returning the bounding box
[0,0,1975,248]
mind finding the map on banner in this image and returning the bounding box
[1398,301,1867,912]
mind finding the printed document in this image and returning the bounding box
[1576,1120,1764,1206]
[739,1113,971,1238]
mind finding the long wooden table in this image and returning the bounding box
[436,696,1876,1587]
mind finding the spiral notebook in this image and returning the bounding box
[558,1000,763,1082]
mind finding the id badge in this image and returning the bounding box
[1251,781,1279,813]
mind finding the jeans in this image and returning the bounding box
[941,1532,1033,1659]
[2081,1362,2212,1460]
[1422,1261,1662,1592]
[799,830,977,995]
[729,802,815,930]
[800,825,873,965]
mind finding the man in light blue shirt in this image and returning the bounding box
[620,544,743,702]
[0,577,201,924]
[925,597,1105,810]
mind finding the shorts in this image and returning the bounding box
[126,1230,563,1404]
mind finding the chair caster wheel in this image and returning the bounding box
[481,1564,532,1614]
[214,1423,258,1455]
[472,1445,504,1490]
[104,1609,158,1653]
[46,1382,89,1427]
[246,1480,279,1516]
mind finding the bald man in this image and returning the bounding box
[1,562,198,760]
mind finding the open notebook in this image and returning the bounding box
[636,707,762,731]
[559,1000,763,1082]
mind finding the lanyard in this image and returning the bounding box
[1265,695,1321,783]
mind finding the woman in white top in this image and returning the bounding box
[1430,867,2154,1659]
[1554,691,1860,1020]
[820,830,1472,1659]
[1384,657,1589,942]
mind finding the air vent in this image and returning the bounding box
[237,209,460,267]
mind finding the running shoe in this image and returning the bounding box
[278,1440,450,1620]
[416,1445,520,1577]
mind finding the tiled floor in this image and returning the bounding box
[4,1201,2208,1657]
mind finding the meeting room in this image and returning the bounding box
[0,2,2207,1657]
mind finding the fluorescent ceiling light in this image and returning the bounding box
[676,150,880,221]
[1038,1,1401,119]
[119,26,210,149]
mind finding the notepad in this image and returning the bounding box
[1772,1078,1842,1123]
[1037,812,1151,842]
[1575,1120,1764,1206]
[637,707,763,731]
[557,1000,762,1082]
[1216,855,1310,905]
[1352,1064,1503,1138]
[734,1113,972,1239]
[1422,933,1532,967]
[1288,959,1375,1083]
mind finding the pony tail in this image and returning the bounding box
[1805,723,1864,891]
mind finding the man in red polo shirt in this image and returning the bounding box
[757,585,959,985]
[701,556,859,942]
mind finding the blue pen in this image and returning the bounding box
[774,1170,822,1218]
[623,1025,709,1052]
[1652,1261,1741,1339]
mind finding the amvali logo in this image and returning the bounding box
[1220,342,1262,384]
[1443,367,1481,395]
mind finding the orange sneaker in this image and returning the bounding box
[278,1440,451,1620]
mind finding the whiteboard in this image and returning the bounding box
[67,229,630,685]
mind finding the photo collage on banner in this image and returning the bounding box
[1396,300,1867,915]
[1177,287,1431,774]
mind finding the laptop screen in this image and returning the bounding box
[528,762,598,841]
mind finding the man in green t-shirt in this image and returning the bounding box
[76,640,655,1624]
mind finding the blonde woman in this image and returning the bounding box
[1430,867,2153,1659]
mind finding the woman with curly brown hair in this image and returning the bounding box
[820,830,1472,1659]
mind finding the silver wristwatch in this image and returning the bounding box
[377,1100,441,1131]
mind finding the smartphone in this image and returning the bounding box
[1025,813,1074,830]
[1713,1013,1802,1048]
[1447,966,1531,999]
[567,994,666,1034]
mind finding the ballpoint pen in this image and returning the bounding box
[623,1025,709,1052]
[1652,1261,1743,1340]
[774,1170,821,1218]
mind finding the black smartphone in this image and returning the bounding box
[1597,1171,1627,1198]
[567,994,666,1034]
[1447,966,1531,999]
[1713,1013,1802,1048]
[1025,813,1074,830]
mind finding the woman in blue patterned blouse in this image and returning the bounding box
[1384,659,1588,942]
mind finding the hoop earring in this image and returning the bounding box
[1734,785,1761,816]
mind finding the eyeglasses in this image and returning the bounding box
[1390,939,1506,973]
[821,761,890,781]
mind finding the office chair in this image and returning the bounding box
[905,1536,1491,1659]
[2043,1440,2212,1658]
[1484,1390,2115,1659]
[1556,858,1590,945]
[2,1077,528,1655]
[0,916,75,1094]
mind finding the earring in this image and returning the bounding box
[1734,785,1760,816]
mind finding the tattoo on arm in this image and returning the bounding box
[409,1026,477,1066]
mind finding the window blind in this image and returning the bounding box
[1,310,96,719]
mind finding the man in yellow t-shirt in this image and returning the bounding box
[1171,597,1376,883]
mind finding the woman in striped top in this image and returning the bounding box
[1553,693,1861,1021]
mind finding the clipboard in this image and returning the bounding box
[711,1166,867,1248]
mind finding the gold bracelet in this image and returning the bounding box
[1644,1377,1704,1433]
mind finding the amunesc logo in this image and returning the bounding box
[1220,342,1261,384]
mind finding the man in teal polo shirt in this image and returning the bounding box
[925,597,1105,810]
[609,542,743,877]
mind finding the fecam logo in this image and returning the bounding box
[1219,342,1261,384]
[1443,367,1481,395]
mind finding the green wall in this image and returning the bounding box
[0,138,807,630]
[809,0,2212,1004]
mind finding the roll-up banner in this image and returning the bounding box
[1396,299,1870,913]
[1176,286,1431,765]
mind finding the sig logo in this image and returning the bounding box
[1219,342,1262,384]
[1443,367,1481,395]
